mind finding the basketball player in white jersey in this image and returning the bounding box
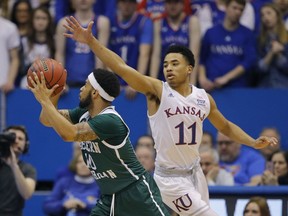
[63,16,278,216]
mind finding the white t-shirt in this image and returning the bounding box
[0,17,20,87]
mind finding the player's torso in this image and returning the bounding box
[78,110,145,194]
[149,83,210,169]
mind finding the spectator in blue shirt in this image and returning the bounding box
[198,0,257,92]
[43,152,100,216]
[216,132,266,185]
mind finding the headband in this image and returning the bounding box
[88,73,115,102]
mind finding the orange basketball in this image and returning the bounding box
[27,58,67,96]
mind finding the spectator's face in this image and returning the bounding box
[273,0,288,13]
[201,133,213,148]
[165,0,184,19]
[33,9,49,33]
[217,133,240,162]
[200,151,215,175]
[8,129,26,156]
[118,0,137,19]
[259,128,280,159]
[72,0,95,11]
[136,147,155,173]
[76,155,91,176]
[15,2,31,24]
[225,1,245,24]
[137,136,154,150]
[244,202,261,216]
[261,6,278,29]
[272,152,288,177]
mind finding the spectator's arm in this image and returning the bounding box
[96,15,110,69]
[149,20,161,78]
[55,18,67,65]
[189,15,201,85]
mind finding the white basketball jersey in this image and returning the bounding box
[149,82,210,169]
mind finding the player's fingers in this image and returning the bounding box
[40,71,46,85]
[51,84,59,93]
[65,17,76,29]
[28,75,37,87]
[87,21,94,32]
[70,16,81,28]
[63,24,74,33]
[63,33,74,39]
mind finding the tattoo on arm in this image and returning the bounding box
[75,123,98,141]
[58,110,72,122]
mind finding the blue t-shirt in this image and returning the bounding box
[219,146,265,185]
[200,24,257,87]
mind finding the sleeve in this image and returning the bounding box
[42,178,68,214]
[88,114,128,144]
[68,107,88,124]
[247,152,265,178]
[241,30,257,71]
[21,162,37,181]
[140,17,153,44]
[8,22,20,50]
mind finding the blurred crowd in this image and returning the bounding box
[0,0,287,96]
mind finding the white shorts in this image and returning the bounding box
[154,168,211,216]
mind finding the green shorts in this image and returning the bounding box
[90,172,169,216]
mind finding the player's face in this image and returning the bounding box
[200,152,215,175]
[261,6,278,30]
[271,152,288,177]
[79,80,93,108]
[226,1,245,24]
[33,9,49,32]
[8,129,26,156]
[163,53,191,87]
[243,202,261,216]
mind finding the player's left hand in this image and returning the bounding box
[28,72,59,104]
[253,136,278,149]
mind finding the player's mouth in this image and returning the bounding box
[166,73,175,80]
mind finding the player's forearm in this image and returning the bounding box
[87,37,126,76]
[220,121,255,147]
[41,101,76,141]
[40,95,61,126]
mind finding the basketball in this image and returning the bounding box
[27,58,67,96]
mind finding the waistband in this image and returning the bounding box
[154,166,194,177]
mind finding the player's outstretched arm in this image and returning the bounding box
[207,94,278,149]
[63,16,161,96]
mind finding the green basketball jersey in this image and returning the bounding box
[69,106,145,195]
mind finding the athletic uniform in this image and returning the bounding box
[149,83,212,215]
[65,15,98,86]
[69,106,169,216]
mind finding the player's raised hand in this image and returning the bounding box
[253,136,278,149]
[63,16,94,44]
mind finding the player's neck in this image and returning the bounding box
[173,83,192,97]
[89,102,112,118]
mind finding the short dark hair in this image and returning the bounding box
[164,44,195,67]
[226,0,246,7]
[92,69,120,100]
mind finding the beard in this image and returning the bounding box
[79,93,92,109]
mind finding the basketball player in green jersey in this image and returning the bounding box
[62,16,278,216]
[28,69,169,216]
